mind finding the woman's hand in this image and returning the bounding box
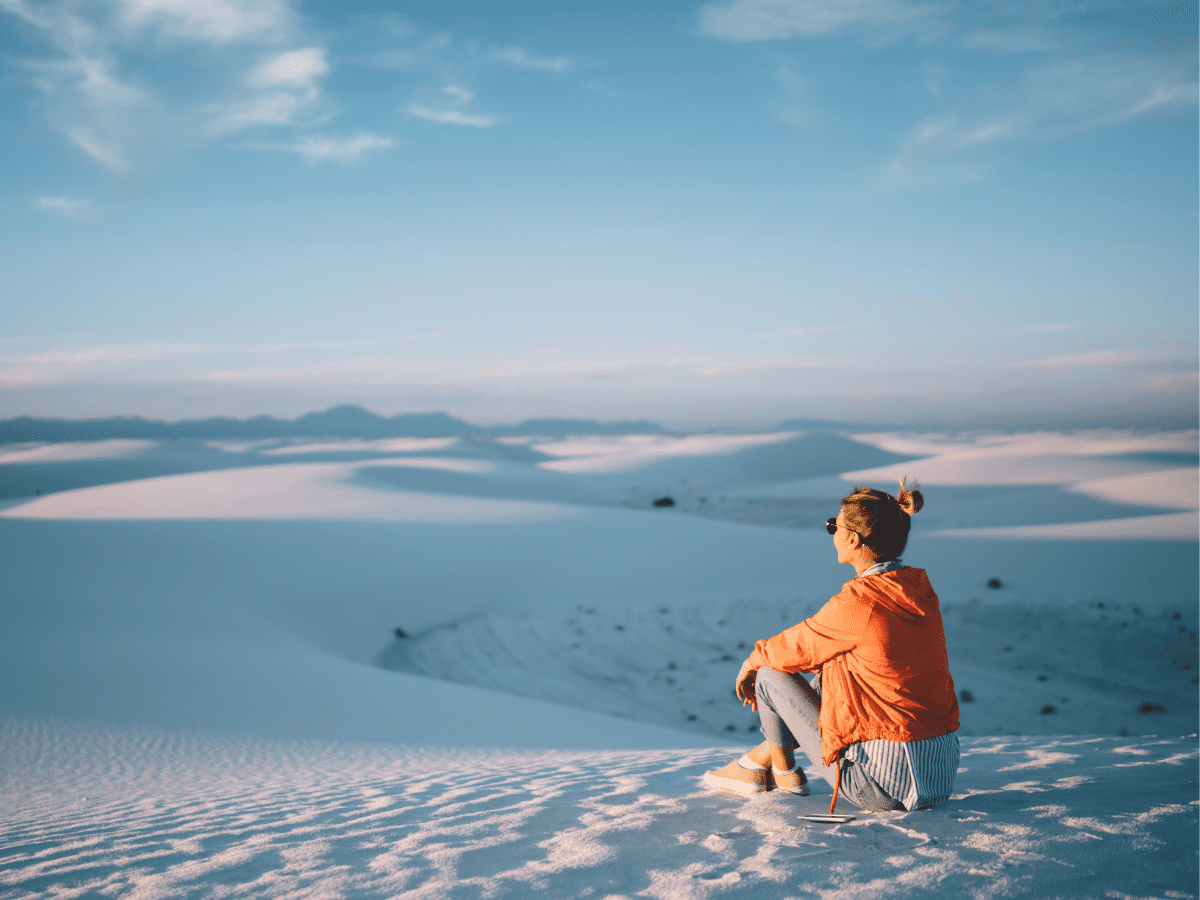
[735,659,758,712]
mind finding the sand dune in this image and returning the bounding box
[0,439,158,464]
[0,462,568,524]
[1,427,1196,897]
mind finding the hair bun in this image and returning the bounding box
[896,477,924,515]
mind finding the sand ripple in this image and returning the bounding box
[2,718,1195,899]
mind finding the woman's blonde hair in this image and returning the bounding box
[841,477,924,562]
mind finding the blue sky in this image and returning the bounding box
[1,0,1196,428]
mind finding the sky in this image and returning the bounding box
[0,0,1196,429]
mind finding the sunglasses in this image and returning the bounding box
[826,518,861,538]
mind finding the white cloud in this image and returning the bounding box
[697,0,941,42]
[405,86,498,127]
[696,0,1198,190]
[259,132,395,163]
[2,1,342,179]
[489,47,569,73]
[771,322,857,338]
[15,344,207,366]
[117,0,293,44]
[1018,323,1078,335]
[64,54,147,108]
[211,92,312,132]
[2,3,157,176]
[771,61,818,127]
[210,47,329,133]
[406,105,498,127]
[248,48,327,90]
[699,357,843,375]
[292,132,393,162]
[0,337,448,387]
[1111,80,1199,122]
[5,2,564,180]
[0,342,209,386]
[34,196,90,219]
[67,130,131,175]
[882,53,1198,187]
[1140,371,1200,392]
[1011,350,1164,371]
[959,25,1061,54]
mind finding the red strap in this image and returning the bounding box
[829,754,843,815]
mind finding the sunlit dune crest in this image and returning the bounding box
[365,456,494,473]
[845,430,1198,488]
[1068,468,1198,510]
[535,431,797,473]
[851,429,1198,461]
[0,439,157,464]
[261,437,460,456]
[930,510,1197,540]
[0,462,564,523]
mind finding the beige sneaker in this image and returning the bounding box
[702,759,768,795]
[767,766,809,795]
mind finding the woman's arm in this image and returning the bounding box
[745,591,870,674]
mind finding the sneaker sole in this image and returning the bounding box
[768,783,810,796]
[702,771,766,795]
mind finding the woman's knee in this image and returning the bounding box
[756,668,820,711]
[755,667,808,696]
[754,666,789,694]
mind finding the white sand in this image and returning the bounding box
[843,430,1199,540]
[0,439,157,464]
[1,428,1196,898]
[261,437,461,456]
[0,462,560,523]
[535,432,797,474]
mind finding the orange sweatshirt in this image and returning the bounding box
[746,567,959,767]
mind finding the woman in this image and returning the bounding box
[703,480,959,813]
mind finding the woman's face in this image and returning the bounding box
[832,509,856,565]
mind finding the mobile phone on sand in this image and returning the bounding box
[799,814,856,823]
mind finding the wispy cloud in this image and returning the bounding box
[209,46,331,134]
[0,342,208,386]
[1140,371,1199,392]
[488,47,570,73]
[14,343,208,366]
[700,357,843,375]
[406,105,498,128]
[4,1,571,183]
[247,47,327,90]
[406,86,498,127]
[697,0,943,42]
[117,0,292,43]
[1009,349,1173,371]
[771,322,858,339]
[1017,322,1078,335]
[883,52,1197,187]
[358,25,568,128]
[697,0,1198,188]
[2,0,333,178]
[253,131,395,163]
[34,196,91,219]
[66,130,133,176]
[0,334,444,387]
[771,61,818,127]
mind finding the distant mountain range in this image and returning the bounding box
[0,405,677,443]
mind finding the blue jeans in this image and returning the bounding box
[754,667,905,812]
